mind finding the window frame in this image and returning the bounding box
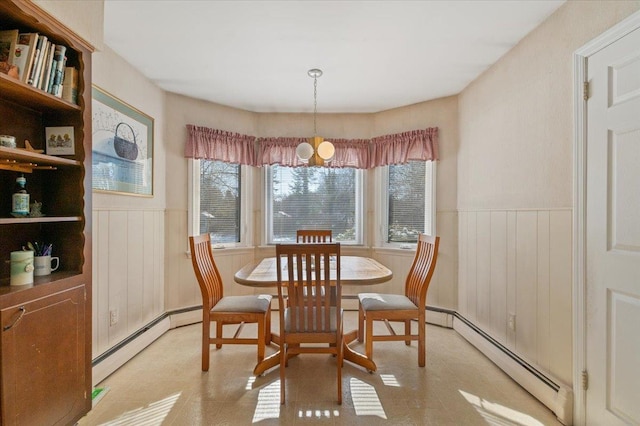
[374,161,436,248]
[188,158,252,248]
[262,165,365,245]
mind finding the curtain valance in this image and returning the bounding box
[257,137,370,169]
[370,128,439,167]
[185,125,256,165]
[185,124,438,169]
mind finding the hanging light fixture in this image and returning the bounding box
[296,68,335,166]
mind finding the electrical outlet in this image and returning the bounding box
[109,309,119,326]
[508,313,516,331]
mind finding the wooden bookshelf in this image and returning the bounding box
[0,1,93,424]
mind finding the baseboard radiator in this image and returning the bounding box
[92,306,202,385]
[446,310,573,425]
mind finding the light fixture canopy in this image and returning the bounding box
[296,68,334,166]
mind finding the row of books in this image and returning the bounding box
[0,29,78,104]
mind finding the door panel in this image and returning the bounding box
[586,27,640,425]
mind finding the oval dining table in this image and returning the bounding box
[234,255,393,375]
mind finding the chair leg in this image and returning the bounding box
[280,343,287,404]
[257,316,266,363]
[202,319,210,372]
[216,321,223,349]
[265,308,272,345]
[337,330,343,404]
[418,313,426,367]
[365,317,374,364]
[405,319,412,346]
[357,304,364,342]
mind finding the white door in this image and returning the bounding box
[586,27,640,425]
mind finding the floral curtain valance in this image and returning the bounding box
[185,124,438,169]
[185,125,256,166]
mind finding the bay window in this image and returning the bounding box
[265,165,363,244]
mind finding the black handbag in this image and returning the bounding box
[113,122,138,160]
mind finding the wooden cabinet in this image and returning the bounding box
[1,285,86,425]
[0,1,92,424]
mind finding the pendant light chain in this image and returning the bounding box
[313,74,318,136]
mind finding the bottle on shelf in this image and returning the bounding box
[12,174,30,216]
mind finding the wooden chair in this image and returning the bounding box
[276,242,343,404]
[189,234,272,372]
[296,229,332,243]
[357,234,439,368]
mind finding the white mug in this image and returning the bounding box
[34,255,60,276]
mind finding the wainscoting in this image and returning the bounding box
[458,209,572,386]
[92,208,166,359]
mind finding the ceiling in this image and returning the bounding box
[103,1,565,114]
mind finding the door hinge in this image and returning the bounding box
[582,369,589,391]
[583,81,589,101]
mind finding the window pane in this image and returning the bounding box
[200,160,240,243]
[268,165,358,243]
[388,161,427,243]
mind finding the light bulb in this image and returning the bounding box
[317,141,335,161]
[296,142,314,161]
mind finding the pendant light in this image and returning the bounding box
[296,68,335,166]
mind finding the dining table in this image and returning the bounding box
[234,255,393,375]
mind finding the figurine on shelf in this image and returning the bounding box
[24,139,44,153]
[29,200,43,217]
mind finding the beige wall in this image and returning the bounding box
[457,0,640,386]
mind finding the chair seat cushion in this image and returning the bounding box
[211,295,272,313]
[284,306,341,332]
[358,293,417,311]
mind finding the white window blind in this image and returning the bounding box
[387,161,433,243]
[266,165,361,243]
[199,160,241,243]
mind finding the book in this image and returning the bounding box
[46,57,58,94]
[51,44,66,97]
[28,34,47,86]
[38,41,53,90]
[13,33,38,82]
[40,42,56,91]
[0,29,18,64]
[61,67,78,104]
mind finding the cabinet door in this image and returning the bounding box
[1,285,86,426]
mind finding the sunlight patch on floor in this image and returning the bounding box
[297,409,340,419]
[351,378,387,418]
[252,381,280,422]
[459,390,545,426]
[246,376,257,390]
[380,374,400,387]
[100,393,180,425]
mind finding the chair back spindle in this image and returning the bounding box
[296,229,333,243]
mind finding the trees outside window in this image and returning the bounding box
[267,165,362,243]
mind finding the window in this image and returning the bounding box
[265,165,363,244]
[385,161,435,244]
[190,159,247,246]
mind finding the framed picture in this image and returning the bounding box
[91,85,154,196]
[45,126,75,155]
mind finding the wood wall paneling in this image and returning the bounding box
[490,211,508,342]
[457,208,573,385]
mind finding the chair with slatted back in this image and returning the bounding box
[189,234,272,372]
[357,234,439,368]
[276,242,342,404]
[296,229,332,243]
